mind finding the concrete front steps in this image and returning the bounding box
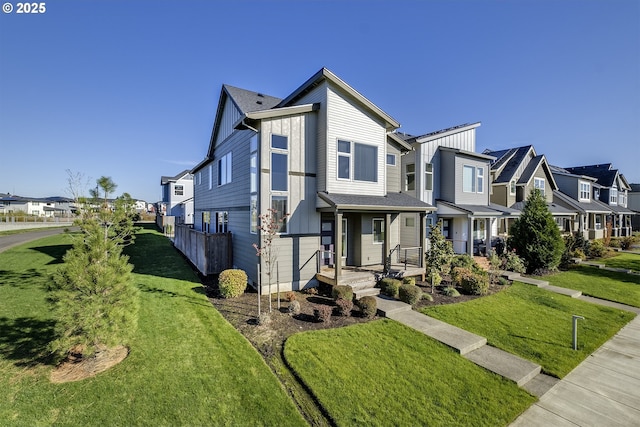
[350,278,380,298]
[375,295,552,396]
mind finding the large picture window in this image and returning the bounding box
[579,182,590,201]
[337,139,378,182]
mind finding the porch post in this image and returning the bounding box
[385,213,391,266]
[467,216,474,256]
[419,212,426,267]
[335,211,343,284]
[486,218,493,257]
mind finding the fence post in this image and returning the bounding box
[257,263,261,317]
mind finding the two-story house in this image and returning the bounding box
[190,68,434,293]
[483,145,576,236]
[562,164,634,237]
[629,183,640,231]
[396,123,517,256]
[160,170,194,225]
[551,165,613,240]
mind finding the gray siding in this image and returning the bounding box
[400,150,417,198]
[386,142,401,193]
[214,96,242,149]
[439,150,457,202]
[454,154,490,205]
[554,174,579,199]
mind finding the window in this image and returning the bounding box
[594,187,600,199]
[386,154,396,166]
[477,167,484,193]
[174,185,184,196]
[249,135,258,234]
[218,152,232,186]
[337,140,378,182]
[579,182,590,201]
[202,211,211,233]
[534,178,545,196]
[215,211,228,233]
[198,172,202,186]
[208,164,212,190]
[271,135,288,191]
[510,180,516,195]
[425,163,433,191]
[271,196,288,233]
[610,187,618,205]
[463,165,476,193]
[32,202,39,206]
[595,214,603,230]
[250,195,258,234]
[405,217,415,227]
[32,210,39,216]
[373,218,384,244]
[406,164,415,191]
[619,191,626,207]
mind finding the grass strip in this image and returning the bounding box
[593,252,640,273]
[284,319,536,427]
[422,282,635,378]
[0,226,305,426]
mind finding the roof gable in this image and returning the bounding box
[564,164,617,187]
[485,145,535,184]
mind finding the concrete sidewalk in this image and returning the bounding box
[511,315,640,426]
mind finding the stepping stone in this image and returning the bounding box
[577,296,640,314]
[522,373,560,397]
[516,277,549,287]
[464,345,541,386]
[374,295,411,316]
[543,285,581,298]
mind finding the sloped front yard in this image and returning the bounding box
[0,229,305,426]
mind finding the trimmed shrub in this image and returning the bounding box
[378,278,401,298]
[288,300,301,316]
[502,251,526,274]
[284,291,296,302]
[498,277,510,286]
[304,287,318,295]
[460,270,489,296]
[218,269,247,298]
[402,277,416,286]
[588,240,607,258]
[332,285,353,301]
[357,296,377,319]
[314,305,332,323]
[451,266,473,287]
[620,236,637,251]
[335,298,353,317]
[422,293,433,302]
[399,283,422,306]
[451,254,475,270]
[442,287,460,297]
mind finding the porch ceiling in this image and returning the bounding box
[318,191,435,213]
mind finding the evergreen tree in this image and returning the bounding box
[425,220,455,293]
[507,188,565,274]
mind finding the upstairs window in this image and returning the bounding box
[271,134,288,192]
[463,165,476,193]
[174,185,184,196]
[619,191,626,207]
[579,182,590,201]
[425,163,433,191]
[610,187,618,205]
[510,179,516,195]
[337,139,378,182]
[405,164,415,191]
[218,152,232,186]
[208,164,212,190]
[386,154,396,166]
[477,167,484,193]
[534,177,545,196]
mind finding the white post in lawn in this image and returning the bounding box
[257,263,261,316]
[572,315,585,350]
[277,261,280,310]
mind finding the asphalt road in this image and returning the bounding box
[0,228,71,254]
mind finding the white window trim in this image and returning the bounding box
[373,218,384,244]
[271,195,288,235]
[336,138,378,183]
[387,154,396,166]
[579,181,590,201]
[509,179,516,196]
[534,177,546,196]
[425,163,433,191]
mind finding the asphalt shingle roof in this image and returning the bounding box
[318,192,434,212]
[223,85,282,114]
[564,164,617,187]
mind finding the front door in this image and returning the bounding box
[321,220,334,266]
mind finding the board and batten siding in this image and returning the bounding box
[213,95,243,149]
[324,84,387,196]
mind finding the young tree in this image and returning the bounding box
[425,220,455,293]
[507,188,565,274]
[49,177,140,362]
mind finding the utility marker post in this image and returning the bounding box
[572,315,585,350]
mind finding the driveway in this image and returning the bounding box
[0,228,72,254]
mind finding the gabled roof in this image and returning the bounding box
[277,68,400,130]
[387,132,413,152]
[553,190,612,214]
[549,164,598,182]
[630,183,640,192]
[161,170,193,185]
[414,122,481,143]
[516,155,558,191]
[564,164,618,187]
[484,145,535,184]
[510,200,576,216]
[439,146,495,161]
[223,85,282,114]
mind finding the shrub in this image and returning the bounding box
[498,277,510,286]
[357,296,377,319]
[588,240,607,258]
[620,236,637,251]
[422,293,433,302]
[218,269,247,298]
[332,285,353,301]
[451,266,473,287]
[378,278,401,298]
[335,298,353,317]
[573,248,586,259]
[258,312,271,326]
[288,300,301,316]
[442,287,460,297]
[304,287,318,295]
[426,270,442,293]
[608,237,621,248]
[460,270,489,296]
[399,283,423,306]
[402,277,416,286]
[314,305,332,323]
[502,251,526,274]
[285,291,296,302]
[451,254,475,270]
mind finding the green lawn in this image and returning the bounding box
[0,227,305,426]
[422,282,635,378]
[593,252,640,273]
[543,265,640,308]
[284,320,536,427]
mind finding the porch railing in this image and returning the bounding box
[316,248,336,273]
[388,245,423,273]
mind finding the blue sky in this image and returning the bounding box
[1,0,638,202]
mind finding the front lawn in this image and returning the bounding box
[0,227,305,426]
[593,252,640,273]
[544,264,640,308]
[284,319,536,427]
[422,282,634,378]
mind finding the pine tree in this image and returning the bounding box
[507,188,565,274]
[425,220,455,293]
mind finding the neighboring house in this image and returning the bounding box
[134,200,147,212]
[629,184,640,231]
[0,194,74,217]
[190,68,434,292]
[562,164,634,237]
[483,145,576,236]
[397,123,517,256]
[160,170,194,225]
[551,165,614,240]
